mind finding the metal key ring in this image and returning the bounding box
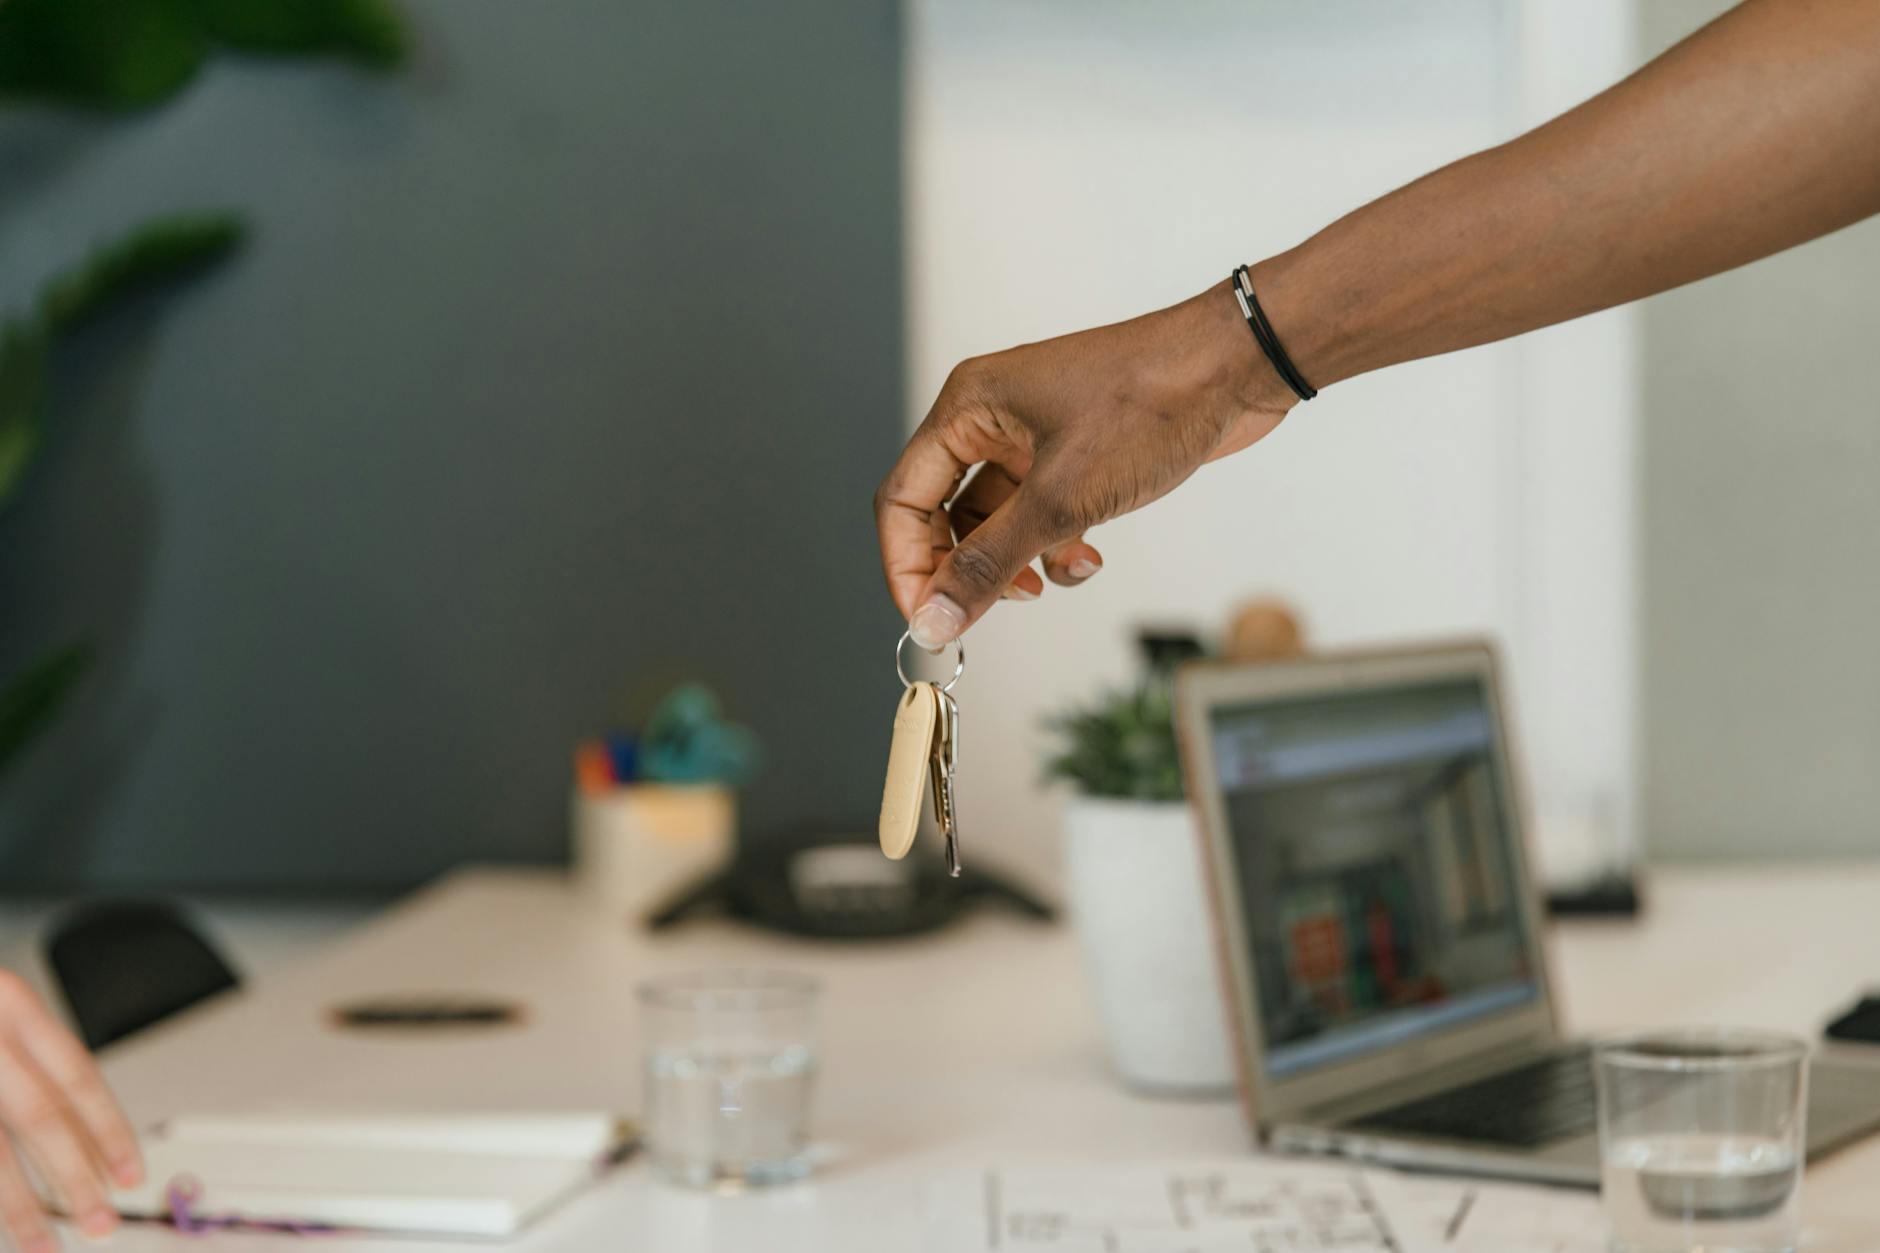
[896,629,964,692]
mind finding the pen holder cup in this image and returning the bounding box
[572,784,735,925]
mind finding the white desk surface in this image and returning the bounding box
[94,862,1880,1252]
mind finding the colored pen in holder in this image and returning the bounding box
[569,683,758,926]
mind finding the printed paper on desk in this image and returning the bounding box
[1365,1171,1605,1253]
[923,1159,1405,1253]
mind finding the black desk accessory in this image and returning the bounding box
[1545,872,1643,918]
[45,900,240,1050]
[646,831,1055,940]
[1826,994,1880,1045]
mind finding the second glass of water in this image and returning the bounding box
[638,970,819,1190]
[1595,1028,1808,1253]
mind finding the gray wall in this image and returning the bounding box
[1639,2,1880,859]
[0,1,904,888]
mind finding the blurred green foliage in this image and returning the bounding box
[1044,682,1185,802]
[0,216,245,780]
[0,646,90,781]
[1,0,404,785]
[37,215,246,337]
[0,0,406,111]
[0,323,49,507]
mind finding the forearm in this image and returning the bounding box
[1255,0,1880,388]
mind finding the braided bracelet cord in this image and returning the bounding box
[1231,265,1317,402]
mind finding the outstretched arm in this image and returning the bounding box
[1256,0,1880,387]
[877,0,1880,649]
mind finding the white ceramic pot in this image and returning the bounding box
[1061,795,1237,1096]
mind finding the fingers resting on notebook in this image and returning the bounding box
[0,970,143,1251]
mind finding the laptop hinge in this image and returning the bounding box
[1305,1032,1563,1123]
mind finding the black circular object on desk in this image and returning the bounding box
[645,831,1055,940]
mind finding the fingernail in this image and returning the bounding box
[1068,558,1100,580]
[24,1234,57,1253]
[908,595,965,651]
[111,1160,143,1188]
[80,1207,117,1237]
[1004,584,1038,602]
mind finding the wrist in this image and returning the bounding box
[1187,275,1301,423]
[1246,247,1359,392]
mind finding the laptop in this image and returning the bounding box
[1174,640,1880,1187]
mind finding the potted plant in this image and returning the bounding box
[1045,677,1236,1096]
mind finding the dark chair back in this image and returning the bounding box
[43,900,240,1050]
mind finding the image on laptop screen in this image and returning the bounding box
[1210,677,1537,1079]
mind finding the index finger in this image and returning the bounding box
[873,419,969,622]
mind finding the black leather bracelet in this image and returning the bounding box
[1231,265,1316,402]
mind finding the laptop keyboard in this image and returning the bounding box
[1349,1049,1596,1149]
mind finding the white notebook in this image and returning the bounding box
[110,1112,634,1239]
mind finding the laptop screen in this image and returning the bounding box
[1209,676,1538,1079]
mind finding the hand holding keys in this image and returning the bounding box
[879,631,963,876]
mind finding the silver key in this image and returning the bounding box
[928,688,961,877]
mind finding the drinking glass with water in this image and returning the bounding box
[638,970,819,1190]
[1595,1029,1808,1253]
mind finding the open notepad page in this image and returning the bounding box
[110,1112,632,1239]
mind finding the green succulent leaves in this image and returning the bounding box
[1044,682,1185,802]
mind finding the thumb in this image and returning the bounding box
[908,482,1070,650]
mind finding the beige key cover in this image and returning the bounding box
[879,682,939,859]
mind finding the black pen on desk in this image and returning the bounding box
[1443,1188,1478,1242]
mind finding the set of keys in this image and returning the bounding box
[878,630,963,877]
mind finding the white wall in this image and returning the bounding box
[1638,1,1880,860]
[905,0,1638,889]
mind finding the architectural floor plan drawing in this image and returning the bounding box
[926,1160,1402,1253]
[923,1159,1606,1253]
